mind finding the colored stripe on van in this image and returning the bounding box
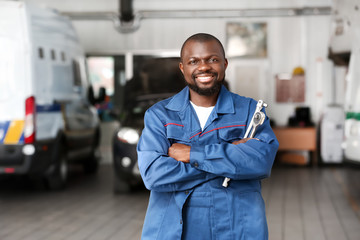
[0,121,11,143]
[3,120,25,144]
[0,120,27,145]
[0,120,24,144]
[0,103,61,145]
[36,103,61,112]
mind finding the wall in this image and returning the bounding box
[22,0,335,126]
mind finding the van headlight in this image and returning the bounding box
[117,127,139,144]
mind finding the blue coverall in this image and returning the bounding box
[137,86,279,240]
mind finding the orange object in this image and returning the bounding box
[273,127,317,165]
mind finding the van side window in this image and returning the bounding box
[38,48,44,59]
[72,60,82,87]
[61,52,66,62]
[51,49,56,60]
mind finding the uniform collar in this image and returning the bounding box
[165,85,235,114]
[215,85,235,114]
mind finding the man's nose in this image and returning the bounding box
[198,60,211,71]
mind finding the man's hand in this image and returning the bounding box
[232,138,258,145]
[168,143,191,163]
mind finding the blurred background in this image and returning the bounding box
[0,0,359,239]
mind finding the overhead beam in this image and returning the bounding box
[62,7,332,33]
[62,7,332,21]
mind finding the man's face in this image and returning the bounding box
[179,40,228,96]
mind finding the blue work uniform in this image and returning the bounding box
[137,86,279,240]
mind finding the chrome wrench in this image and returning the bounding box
[222,100,268,188]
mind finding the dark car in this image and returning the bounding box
[113,93,180,192]
[112,57,185,193]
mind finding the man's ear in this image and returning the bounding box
[224,58,228,70]
[179,62,184,74]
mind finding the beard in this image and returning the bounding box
[186,71,225,96]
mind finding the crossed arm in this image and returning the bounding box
[168,138,253,163]
[138,108,278,192]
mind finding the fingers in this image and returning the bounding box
[232,138,259,145]
[168,143,190,163]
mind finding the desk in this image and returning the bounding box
[273,127,317,166]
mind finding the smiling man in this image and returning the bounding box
[137,33,279,240]
[180,34,227,100]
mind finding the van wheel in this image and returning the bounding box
[45,149,68,190]
[83,145,100,174]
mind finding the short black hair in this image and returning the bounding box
[180,33,226,61]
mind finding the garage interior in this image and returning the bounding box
[1,0,360,240]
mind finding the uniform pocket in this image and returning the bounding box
[185,191,212,207]
[218,122,246,142]
[233,191,268,239]
[165,124,190,144]
[183,192,214,240]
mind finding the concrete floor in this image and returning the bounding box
[0,122,359,240]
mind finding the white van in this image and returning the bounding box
[0,1,103,189]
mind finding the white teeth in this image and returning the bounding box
[196,76,212,82]
[198,77,211,80]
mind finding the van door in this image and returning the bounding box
[63,59,99,160]
[0,3,30,147]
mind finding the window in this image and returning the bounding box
[132,55,183,94]
[51,49,56,60]
[38,48,44,59]
[61,52,66,62]
[87,56,115,97]
[72,60,82,87]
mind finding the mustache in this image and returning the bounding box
[191,70,218,80]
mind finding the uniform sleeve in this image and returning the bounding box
[137,108,216,192]
[190,109,279,180]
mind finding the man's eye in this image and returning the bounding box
[189,60,197,65]
[209,58,218,63]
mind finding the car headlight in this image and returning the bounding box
[117,127,140,144]
[121,157,132,167]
